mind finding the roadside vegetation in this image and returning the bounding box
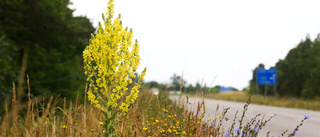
[0,0,314,136]
[0,81,310,136]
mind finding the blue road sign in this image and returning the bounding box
[257,69,277,85]
[220,87,232,92]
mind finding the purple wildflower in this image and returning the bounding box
[253,126,259,133]
[163,114,165,118]
[293,129,298,135]
[224,132,231,137]
[234,128,242,134]
[304,114,310,120]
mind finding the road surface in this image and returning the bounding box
[169,95,320,137]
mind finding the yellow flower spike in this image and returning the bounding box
[143,127,148,130]
[207,118,211,121]
[83,0,147,115]
[155,120,159,123]
[62,125,67,129]
[99,122,104,125]
[216,116,219,119]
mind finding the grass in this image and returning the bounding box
[0,82,105,137]
[0,81,310,136]
[0,81,189,136]
[198,91,320,111]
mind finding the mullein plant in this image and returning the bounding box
[83,0,146,136]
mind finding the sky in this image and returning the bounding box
[69,0,320,90]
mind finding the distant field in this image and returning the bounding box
[189,91,320,111]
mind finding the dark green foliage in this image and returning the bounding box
[249,35,320,99]
[276,36,320,99]
[248,64,266,95]
[186,83,200,93]
[170,73,186,91]
[0,29,19,114]
[0,0,95,105]
[147,81,159,89]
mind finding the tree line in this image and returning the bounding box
[248,35,320,99]
[144,73,238,94]
[0,0,95,114]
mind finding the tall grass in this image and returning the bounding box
[0,80,183,136]
[0,82,105,137]
[0,79,309,136]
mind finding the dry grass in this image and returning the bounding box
[0,79,189,136]
[0,80,309,136]
[0,80,236,136]
[0,82,105,137]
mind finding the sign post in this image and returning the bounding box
[256,69,277,97]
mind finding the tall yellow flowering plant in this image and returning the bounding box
[83,0,146,136]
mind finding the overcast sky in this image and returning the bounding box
[69,0,320,90]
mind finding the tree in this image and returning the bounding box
[249,35,320,99]
[0,0,95,103]
[248,64,265,95]
[147,81,159,88]
[0,28,19,114]
[276,36,315,98]
[170,73,186,91]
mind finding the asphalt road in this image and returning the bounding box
[169,95,320,137]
